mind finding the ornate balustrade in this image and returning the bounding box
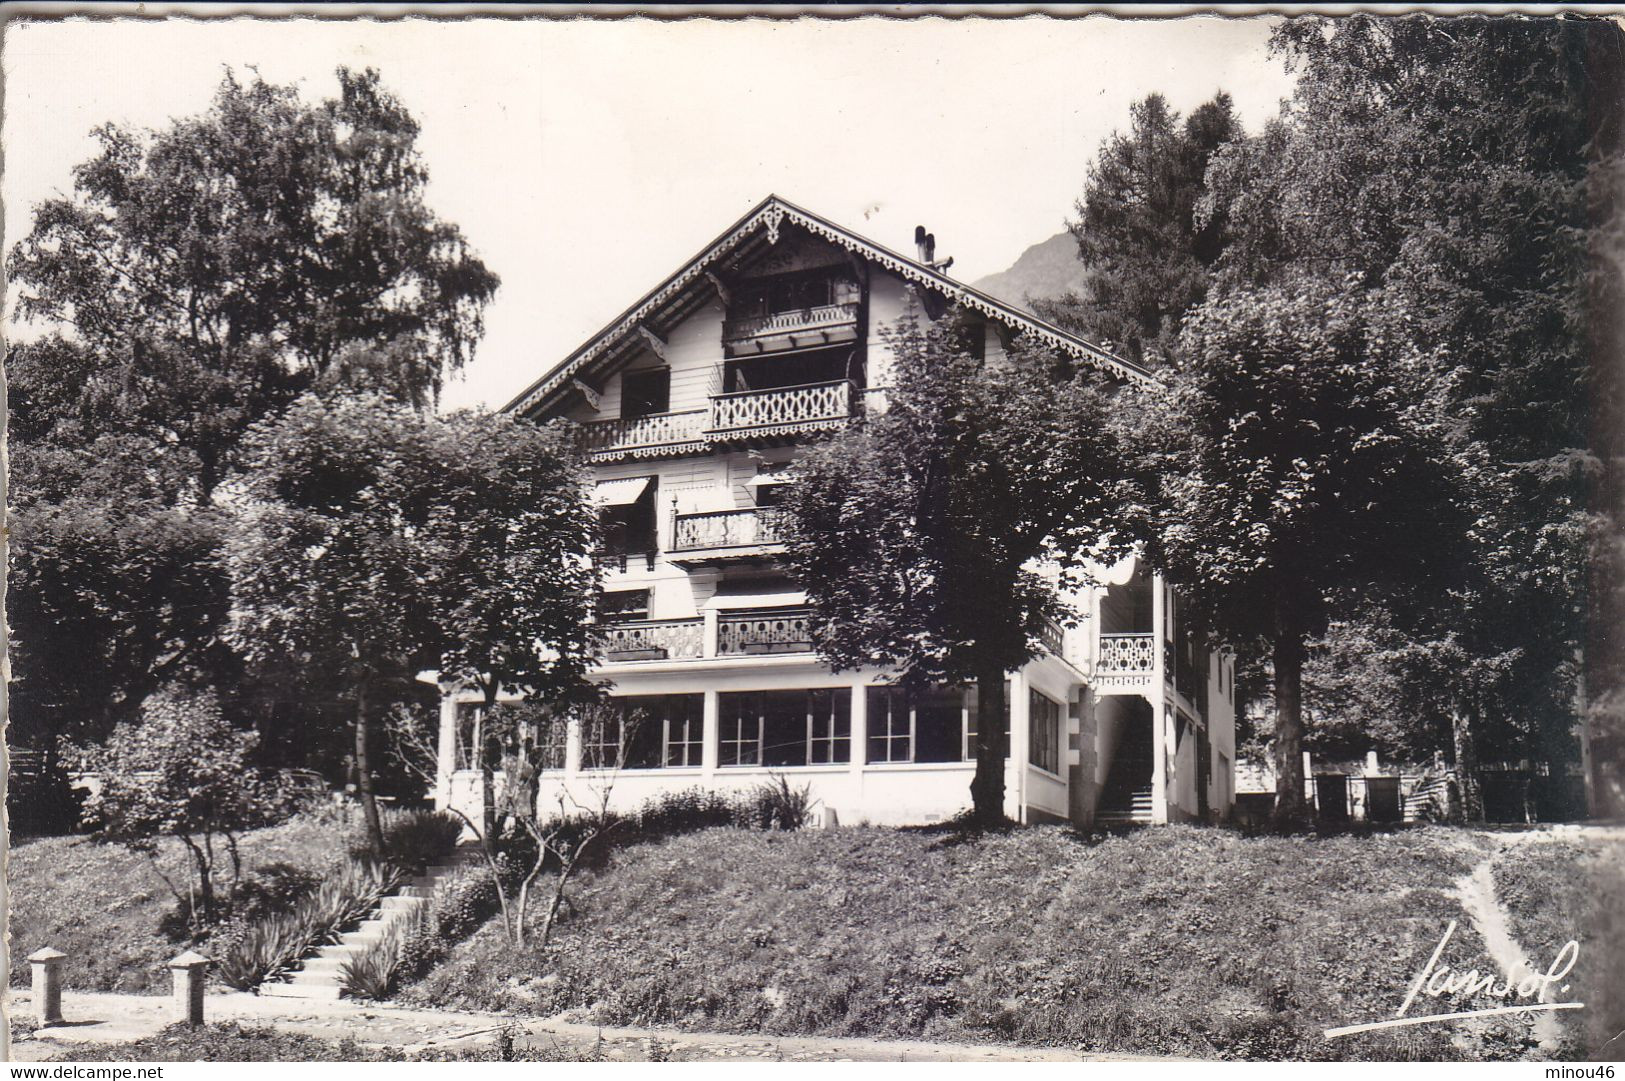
[1040,619,1066,656]
[1095,632,1157,687]
[722,302,859,343]
[671,507,788,551]
[708,380,853,435]
[602,618,704,661]
[579,410,707,456]
[717,609,814,655]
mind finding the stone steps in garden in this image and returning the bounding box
[259,846,480,1001]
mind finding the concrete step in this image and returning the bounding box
[260,981,344,1001]
[297,957,349,975]
[380,895,430,912]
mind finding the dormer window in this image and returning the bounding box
[621,369,670,420]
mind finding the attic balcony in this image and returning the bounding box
[723,301,860,353]
[706,379,856,442]
[668,506,788,567]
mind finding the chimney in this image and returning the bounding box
[914,225,952,274]
[914,225,935,265]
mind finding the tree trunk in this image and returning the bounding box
[969,663,1007,826]
[354,678,385,857]
[1451,702,1485,823]
[1271,631,1310,830]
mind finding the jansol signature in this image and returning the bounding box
[1323,920,1584,1039]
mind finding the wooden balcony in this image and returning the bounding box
[578,410,707,460]
[668,507,788,567]
[602,618,704,662]
[707,379,855,439]
[717,609,814,656]
[1093,632,1156,690]
[723,301,859,349]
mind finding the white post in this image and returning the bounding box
[848,681,867,784]
[701,690,720,779]
[28,948,65,1025]
[702,609,720,659]
[1009,670,1029,823]
[168,951,210,1026]
[1150,573,1169,824]
[435,694,459,809]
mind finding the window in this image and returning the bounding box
[718,693,762,767]
[601,589,651,621]
[866,687,913,764]
[722,345,853,394]
[914,686,966,763]
[610,695,702,770]
[808,688,851,765]
[581,705,663,771]
[962,682,1013,762]
[600,477,658,563]
[719,689,850,767]
[620,369,670,419]
[1028,690,1061,775]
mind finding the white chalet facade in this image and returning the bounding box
[435,196,1236,828]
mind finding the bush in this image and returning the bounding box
[355,809,462,873]
[345,864,503,999]
[80,686,297,930]
[219,858,407,990]
[48,1022,390,1062]
[634,789,739,838]
[739,775,817,831]
[339,904,432,1000]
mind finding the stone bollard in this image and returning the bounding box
[27,948,66,1025]
[168,950,211,1026]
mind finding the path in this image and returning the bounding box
[5,991,1160,1062]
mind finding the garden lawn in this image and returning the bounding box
[405,823,1551,1061]
[7,808,367,993]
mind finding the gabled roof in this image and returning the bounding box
[504,194,1149,417]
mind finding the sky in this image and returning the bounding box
[4,14,1298,411]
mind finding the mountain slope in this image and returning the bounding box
[971,232,1093,314]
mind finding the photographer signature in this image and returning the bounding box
[1324,919,1583,1038]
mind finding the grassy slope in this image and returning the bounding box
[7,808,367,993]
[407,824,1535,1061]
[1491,833,1625,1061]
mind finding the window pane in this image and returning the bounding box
[963,682,1013,762]
[866,686,911,764]
[762,690,809,768]
[718,692,762,767]
[1028,690,1060,774]
[914,686,964,764]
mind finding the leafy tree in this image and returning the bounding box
[7,435,230,777]
[7,67,498,494]
[1140,281,1463,826]
[426,411,601,719]
[783,309,1139,824]
[227,394,602,853]
[227,394,448,854]
[1037,92,1241,365]
[6,66,498,768]
[81,686,295,929]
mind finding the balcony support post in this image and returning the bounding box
[701,690,720,780]
[702,609,719,659]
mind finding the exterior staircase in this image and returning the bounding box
[1096,784,1155,825]
[259,851,476,1001]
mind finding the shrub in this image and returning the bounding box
[219,858,407,990]
[230,862,326,924]
[339,904,432,1000]
[80,686,297,930]
[634,788,739,838]
[739,775,816,831]
[355,809,462,873]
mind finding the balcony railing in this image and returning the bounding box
[579,410,706,454]
[708,380,854,435]
[602,618,704,662]
[723,301,860,343]
[671,507,788,552]
[1040,619,1066,657]
[717,609,814,655]
[1095,632,1156,686]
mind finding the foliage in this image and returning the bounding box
[46,1022,394,1062]
[783,308,1139,822]
[7,67,498,492]
[1037,92,1241,365]
[5,67,497,772]
[218,856,407,990]
[426,410,601,717]
[6,435,232,760]
[80,686,297,927]
[737,775,817,832]
[1137,281,1462,823]
[354,810,462,874]
[339,905,431,1001]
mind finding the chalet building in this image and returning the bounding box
[435,196,1236,828]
